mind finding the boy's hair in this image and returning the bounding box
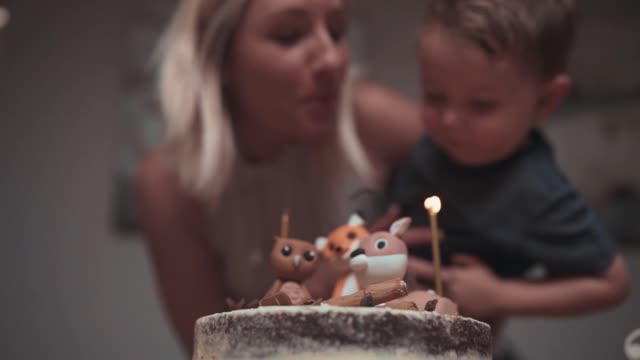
[424,0,577,79]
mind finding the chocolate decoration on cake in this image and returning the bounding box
[323,279,409,307]
[425,299,438,312]
[377,301,419,311]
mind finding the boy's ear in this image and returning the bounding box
[535,74,572,124]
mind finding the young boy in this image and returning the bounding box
[382,0,629,333]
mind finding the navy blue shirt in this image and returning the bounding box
[385,130,616,278]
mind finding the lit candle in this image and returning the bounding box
[424,196,443,296]
[281,210,289,239]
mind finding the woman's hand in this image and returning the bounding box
[442,254,503,319]
[407,253,504,320]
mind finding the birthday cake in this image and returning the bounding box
[194,306,491,359]
[194,214,492,359]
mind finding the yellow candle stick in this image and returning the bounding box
[424,196,443,296]
[281,210,289,239]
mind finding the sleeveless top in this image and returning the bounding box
[205,140,375,300]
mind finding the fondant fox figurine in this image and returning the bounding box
[315,213,369,262]
[316,213,370,298]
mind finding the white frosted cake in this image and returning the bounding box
[193,306,492,359]
[196,216,492,359]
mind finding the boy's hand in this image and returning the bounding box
[370,203,444,246]
[442,254,503,319]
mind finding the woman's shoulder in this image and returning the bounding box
[351,80,423,170]
[137,149,178,195]
[136,148,203,216]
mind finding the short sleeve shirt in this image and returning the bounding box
[385,130,616,278]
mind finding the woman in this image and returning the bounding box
[136,0,422,352]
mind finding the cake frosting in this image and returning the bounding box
[193,306,492,359]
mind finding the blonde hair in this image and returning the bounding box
[157,0,374,203]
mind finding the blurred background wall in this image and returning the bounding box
[0,0,637,359]
[0,0,182,358]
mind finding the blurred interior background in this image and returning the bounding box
[1,0,638,358]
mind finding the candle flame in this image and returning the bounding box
[424,196,441,214]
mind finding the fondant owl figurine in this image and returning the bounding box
[260,237,320,306]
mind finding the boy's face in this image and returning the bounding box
[418,26,545,166]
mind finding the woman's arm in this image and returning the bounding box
[440,254,630,319]
[352,80,423,179]
[352,81,437,248]
[136,151,228,354]
[496,254,630,316]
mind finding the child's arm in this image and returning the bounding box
[441,254,630,319]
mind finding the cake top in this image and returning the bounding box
[203,212,493,359]
[202,305,483,323]
[195,305,492,359]
[226,214,461,315]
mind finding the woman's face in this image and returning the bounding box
[225,0,350,147]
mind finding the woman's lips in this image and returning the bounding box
[306,92,337,105]
[304,94,338,114]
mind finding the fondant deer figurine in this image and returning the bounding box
[348,217,410,287]
[333,217,458,314]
